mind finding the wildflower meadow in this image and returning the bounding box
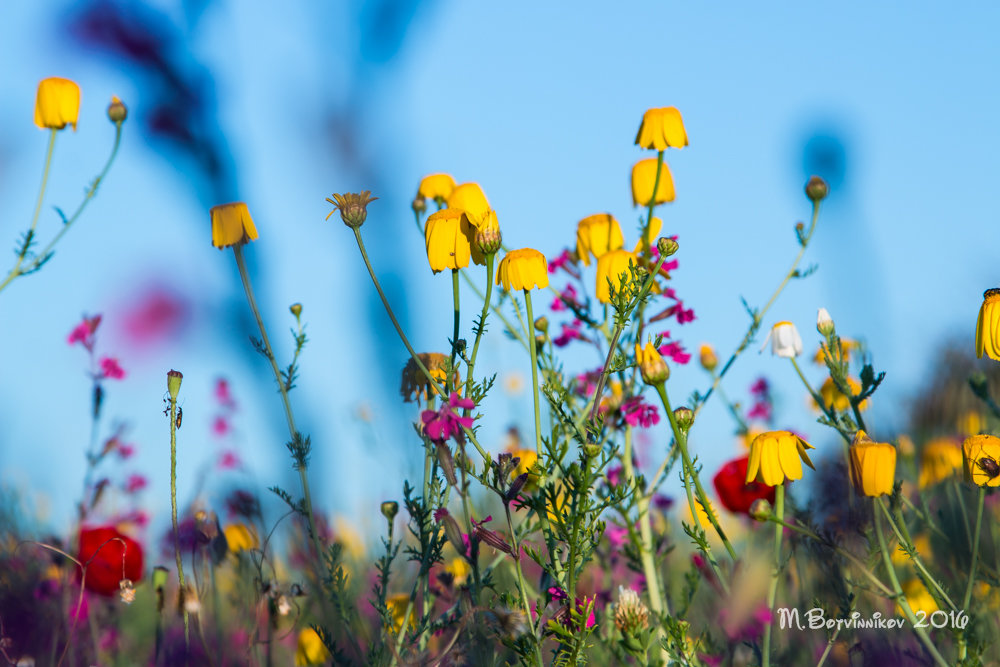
[4,8,1000,667]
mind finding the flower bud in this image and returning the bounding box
[167,369,183,401]
[326,191,377,229]
[473,209,502,257]
[656,237,679,257]
[749,498,772,521]
[673,407,694,431]
[762,321,802,358]
[380,501,399,521]
[699,344,717,372]
[412,196,427,215]
[535,334,546,351]
[506,473,529,502]
[805,176,828,202]
[534,316,549,333]
[107,95,127,124]
[440,514,465,554]
[582,442,601,459]
[290,303,303,318]
[816,308,834,336]
[635,342,669,386]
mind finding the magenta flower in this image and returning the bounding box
[124,474,147,493]
[547,249,574,274]
[554,319,585,347]
[421,393,475,443]
[99,357,126,380]
[548,586,569,602]
[622,398,659,428]
[550,284,579,312]
[657,332,691,365]
[212,416,231,437]
[215,378,237,409]
[218,450,240,470]
[117,443,135,460]
[120,286,188,347]
[605,524,628,548]
[67,314,102,349]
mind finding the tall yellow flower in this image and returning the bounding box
[447,182,490,226]
[575,213,624,266]
[815,377,867,413]
[295,628,331,666]
[424,208,473,273]
[963,434,1000,487]
[595,249,638,303]
[918,438,963,488]
[849,430,896,497]
[631,158,676,207]
[746,430,815,487]
[35,77,81,131]
[417,173,456,202]
[496,248,548,291]
[976,288,1000,360]
[210,202,259,249]
[635,107,688,151]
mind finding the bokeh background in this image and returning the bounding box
[2,1,998,544]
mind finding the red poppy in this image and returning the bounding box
[76,526,144,596]
[712,456,775,515]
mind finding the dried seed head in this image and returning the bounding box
[614,586,649,634]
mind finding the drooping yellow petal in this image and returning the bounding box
[630,158,676,207]
[447,182,491,226]
[34,77,81,131]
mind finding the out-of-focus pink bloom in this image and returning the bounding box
[421,393,475,443]
[100,357,126,380]
[124,474,147,493]
[747,402,772,421]
[622,398,659,428]
[547,249,574,274]
[605,525,628,548]
[215,378,236,410]
[551,284,579,312]
[554,319,586,347]
[69,593,90,622]
[574,369,602,398]
[433,507,450,522]
[212,416,231,437]
[658,336,691,365]
[99,628,120,652]
[120,286,188,347]
[606,465,623,487]
[68,315,102,349]
[117,510,149,529]
[652,494,673,510]
[750,378,769,396]
[117,443,135,460]
[218,450,240,470]
[548,586,568,602]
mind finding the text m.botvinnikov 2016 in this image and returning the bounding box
[778,607,969,631]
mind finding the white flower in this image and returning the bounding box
[761,321,802,358]
[816,308,834,336]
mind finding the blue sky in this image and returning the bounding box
[2,1,999,541]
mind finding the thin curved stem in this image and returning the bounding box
[762,484,784,667]
[524,290,543,456]
[962,486,986,613]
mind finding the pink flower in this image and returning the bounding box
[622,398,659,429]
[421,393,475,443]
[218,450,240,470]
[605,525,628,548]
[67,315,102,349]
[124,474,147,493]
[554,320,585,347]
[117,443,135,460]
[120,286,188,347]
[215,378,236,410]
[548,586,569,602]
[606,465,623,487]
[99,357,126,380]
[747,402,772,421]
[433,507,450,522]
[212,416,231,437]
[658,335,691,365]
[750,377,770,396]
[550,284,579,312]
[547,249,574,274]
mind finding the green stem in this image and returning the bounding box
[694,198,821,416]
[461,265,526,351]
[505,504,545,667]
[524,290,543,456]
[169,393,190,651]
[879,500,956,610]
[962,486,986,612]
[873,501,950,667]
[762,484,784,667]
[622,428,668,618]
[450,269,461,384]
[466,254,495,389]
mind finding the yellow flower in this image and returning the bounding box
[210,202,259,249]
[595,249,638,304]
[385,593,416,634]
[815,377,867,413]
[962,434,1000,487]
[976,288,1000,360]
[471,208,500,265]
[417,173,456,202]
[898,579,938,617]
[632,216,663,254]
[635,107,688,151]
[575,214,624,266]
[496,248,548,291]
[400,353,458,403]
[918,438,963,488]
[812,338,858,365]
[446,182,491,226]
[295,628,331,666]
[424,208,473,273]
[506,447,538,480]
[631,158,676,207]
[849,430,896,497]
[635,341,669,386]
[959,410,983,437]
[699,344,718,371]
[223,523,259,553]
[746,430,815,487]
[892,533,931,566]
[35,77,81,131]
[445,557,471,586]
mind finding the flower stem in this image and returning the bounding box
[622,427,668,618]
[524,290,543,456]
[879,499,956,610]
[962,486,986,613]
[466,255,495,390]
[168,390,190,651]
[505,504,545,667]
[873,499,950,667]
[762,484,784,667]
[450,269,461,384]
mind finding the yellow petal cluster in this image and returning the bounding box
[635,107,688,151]
[417,173,456,201]
[295,628,331,666]
[424,208,473,273]
[496,248,548,292]
[575,214,624,266]
[813,338,858,365]
[631,158,676,207]
[976,288,1000,360]
[918,437,963,489]
[210,202,259,249]
[385,593,417,634]
[898,579,938,617]
[35,77,81,131]
[595,249,638,303]
[447,182,490,226]
[635,341,669,386]
[746,430,815,487]
[963,434,1000,487]
[849,430,896,497]
[815,377,867,413]
[223,523,259,553]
